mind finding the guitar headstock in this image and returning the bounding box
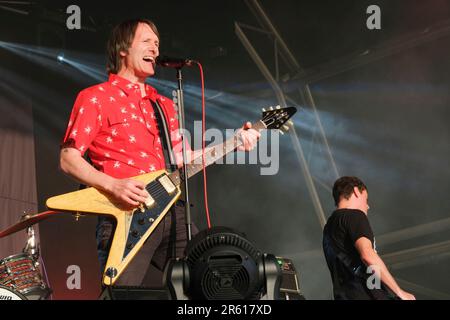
[261,106,297,134]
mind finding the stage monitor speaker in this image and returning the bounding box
[164,226,282,300]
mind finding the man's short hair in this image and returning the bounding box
[106,18,160,74]
[332,176,367,206]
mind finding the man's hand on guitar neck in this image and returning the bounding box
[236,122,261,152]
[173,121,261,168]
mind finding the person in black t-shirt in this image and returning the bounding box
[322,176,415,300]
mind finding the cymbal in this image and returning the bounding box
[0,211,60,238]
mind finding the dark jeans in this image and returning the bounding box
[96,200,198,286]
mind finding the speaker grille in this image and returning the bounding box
[202,263,250,300]
[185,227,263,300]
[186,231,260,266]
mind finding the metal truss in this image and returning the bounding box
[0,1,31,15]
[235,0,339,229]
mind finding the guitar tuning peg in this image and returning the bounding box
[279,130,285,135]
[269,106,274,111]
[262,108,266,112]
[288,120,294,126]
[276,105,281,109]
[283,125,289,131]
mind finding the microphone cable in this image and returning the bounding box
[195,62,212,229]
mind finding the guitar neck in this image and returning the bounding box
[168,120,266,186]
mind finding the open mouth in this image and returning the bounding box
[143,56,155,64]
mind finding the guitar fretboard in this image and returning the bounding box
[169,120,266,186]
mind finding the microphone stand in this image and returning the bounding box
[175,68,193,241]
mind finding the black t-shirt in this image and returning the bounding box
[322,209,378,300]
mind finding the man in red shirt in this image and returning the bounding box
[59,19,260,286]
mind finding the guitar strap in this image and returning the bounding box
[152,100,185,259]
[323,233,397,300]
[323,233,365,277]
[151,100,177,172]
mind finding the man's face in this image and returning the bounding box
[354,187,370,214]
[120,23,159,79]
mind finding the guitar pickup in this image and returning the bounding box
[144,195,155,209]
[158,175,176,194]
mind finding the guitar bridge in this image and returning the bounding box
[158,175,176,194]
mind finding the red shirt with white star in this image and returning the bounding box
[62,74,184,179]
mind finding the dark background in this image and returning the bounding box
[0,0,449,299]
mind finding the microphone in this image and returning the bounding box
[156,55,197,68]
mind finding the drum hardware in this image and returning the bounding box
[20,212,32,222]
[23,226,39,260]
[0,253,51,300]
[0,224,51,300]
